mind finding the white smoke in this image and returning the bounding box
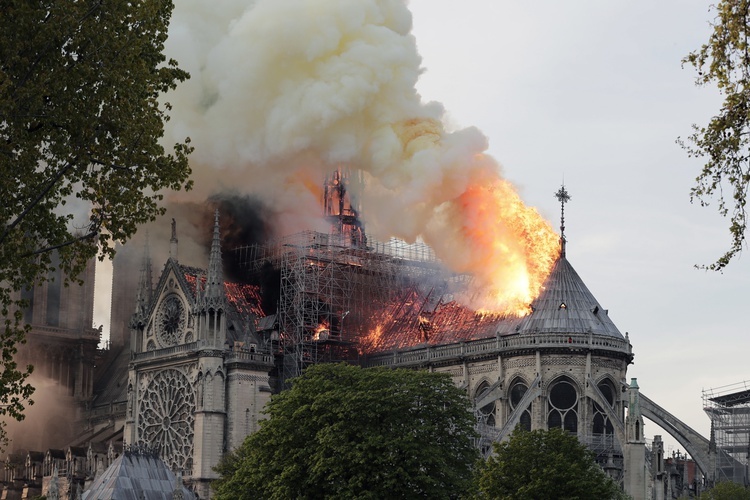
[161,0,557,312]
[164,0,483,229]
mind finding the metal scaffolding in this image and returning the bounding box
[234,230,448,385]
[703,381,750,485]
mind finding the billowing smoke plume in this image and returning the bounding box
[160,0,559,314]
[4,376,77,452]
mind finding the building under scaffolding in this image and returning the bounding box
[232,168,508,386]
[704,381,750,485]
[234,230,459,384]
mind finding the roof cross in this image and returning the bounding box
[554,184,571,257]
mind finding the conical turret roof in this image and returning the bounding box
[82,450,195,499]
[513,255,623,338]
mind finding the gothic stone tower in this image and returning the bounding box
[124,213,274,498]
[15,254,99,402]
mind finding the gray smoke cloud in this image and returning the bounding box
[159,0,559,313]
[4,375,77,452]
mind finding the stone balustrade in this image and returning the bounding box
[132,340,273,364]
[31,324,100,340]
[225,350,274,364]
[132,341,202,361]
[364,332,632,368]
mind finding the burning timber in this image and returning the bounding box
[232,230,528,381]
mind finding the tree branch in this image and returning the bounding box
[22,230,98,258]
[0,159,77,246]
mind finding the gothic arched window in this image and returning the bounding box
[509,379,531,431]
[593,379,615,436]
[547,377,578,433]
[475,381,496,427]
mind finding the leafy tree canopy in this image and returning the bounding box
[702,481,750,500]
[212,363,480,500]
[0,0,192,447]
[681,0,750,270]
[476,427,625,500]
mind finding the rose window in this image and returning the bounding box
[137,369,195,471]
[156,295,186,347]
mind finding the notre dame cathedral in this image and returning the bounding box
[2,183,715,499]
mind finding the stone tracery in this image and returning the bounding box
[137,369,195,472]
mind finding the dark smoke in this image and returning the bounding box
[259,261,280,316]
[207,192,274,282]
[140,194,279,313]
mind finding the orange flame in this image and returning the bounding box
[454,177,560,316]
[360,324,384,352]
[312,319,330,341]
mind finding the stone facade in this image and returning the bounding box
[123,213,273,498]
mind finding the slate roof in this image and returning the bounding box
[513,256,623,338]
[92,345,130,405]
[82,452,194,500]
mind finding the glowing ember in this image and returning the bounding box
[360,324,384,353]
[312,320,330,341]
[183,271,265,319]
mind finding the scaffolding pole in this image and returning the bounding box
[234,230,449,386]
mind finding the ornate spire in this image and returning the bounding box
[626,377,644,444]
[204,210,224,306]
[131,236,152,327]
[169,217,178,261]
[554,184,571,257]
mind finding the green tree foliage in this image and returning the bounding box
[0,0,192,447]
[702,481,750,500]
[681,0,750,270]
[212,363,480,499]
[476,427,625,500]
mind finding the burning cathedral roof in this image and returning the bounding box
[181,266,266,345]
[359,247,623,353]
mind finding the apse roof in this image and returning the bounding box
[362,247,625,352]
[82,451,194,500]
[512,255,623,338]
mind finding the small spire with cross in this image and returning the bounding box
[554,184,571,257]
